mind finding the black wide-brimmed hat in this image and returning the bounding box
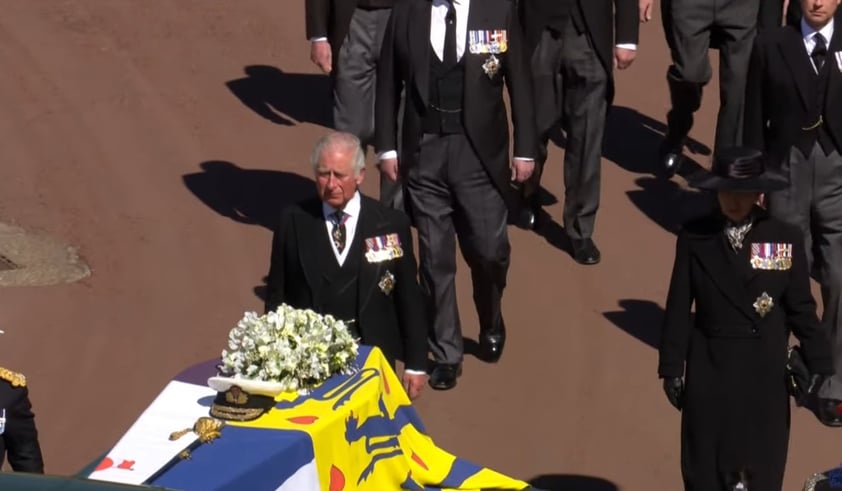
[686,146,789,192]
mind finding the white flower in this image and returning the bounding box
[217,304,359,392]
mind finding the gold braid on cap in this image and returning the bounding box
[0,367,26,387]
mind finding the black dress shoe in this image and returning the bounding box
[816,398,842,427]
[479,331,506,363]
[658,140,684,178]
[571,238,600,265]
[516,207,537,230]
[429,363,462,390]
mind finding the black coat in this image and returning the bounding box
[305,0,364,67]
[744,20,842,166]
[374,0,538,204]
[658,209,832,490]
[264,194,428,371]
[0,372,44,473]
[518,0,639,104]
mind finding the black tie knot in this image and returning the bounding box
[812,33,828,71]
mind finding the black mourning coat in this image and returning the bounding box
[305,0,363,67]
[375,0,538,204]
[658,208,832,490]
[264,195,428,372]
[0,376,44,473]
[744,20,842,166]
[518,0,639,105]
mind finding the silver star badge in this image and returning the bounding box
[378,270,395,295]
[753,292,774,317]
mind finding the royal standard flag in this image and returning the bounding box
[88,346,540,491]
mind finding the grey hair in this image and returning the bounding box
[310,131,366,176]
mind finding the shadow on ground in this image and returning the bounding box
[528,473,619,491]
[182,161,317,232]
[603,106,710,177]
[602,299,665,350]
[225,65,332,128]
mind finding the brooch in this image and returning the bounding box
[753,292,774,318]
[378,270,395,295]
[482,54,500,79]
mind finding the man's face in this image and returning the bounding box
[801,0,840,29]
[315,147,365,209]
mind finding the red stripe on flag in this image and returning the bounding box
[287,416,319,425]
[412,451,429,470]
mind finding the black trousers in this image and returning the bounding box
[406,133,510,364]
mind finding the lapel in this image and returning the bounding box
[355,197,384,314]
[691,217,759,322]
[778,24,816,109]
[410,0,432,106]
[826,18,842,114]
[297,199,326,292]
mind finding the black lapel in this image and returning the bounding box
[826,18,842,115]
[779,24,816,109]
[355,197,384,314]
[691,228,759,322]
[296,199,324,293]
[410,0,433,107]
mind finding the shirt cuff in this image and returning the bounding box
[404,369,427,375]
[377,150,398,160]
[616,43,637,50]
[310,37,328,42]
[513,156,534,161]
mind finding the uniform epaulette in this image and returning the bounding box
[0,366,26,387]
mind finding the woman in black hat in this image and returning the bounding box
[657,147,833,490]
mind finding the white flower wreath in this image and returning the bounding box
[216,304,359,394]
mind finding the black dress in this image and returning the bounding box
[658,207,833,490]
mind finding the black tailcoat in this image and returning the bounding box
[744,20,842,166]
[374,0,538,204]
[518,0,639,105]
[658,209,832,490]
[264,194,428,371]
[0,376,44,473]
[305,0,361,66]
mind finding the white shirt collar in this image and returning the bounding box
[322,190,361,219]
[801,17,835,46]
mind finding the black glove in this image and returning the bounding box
[662,377,684,411]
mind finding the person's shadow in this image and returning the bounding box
[603,105,710,178]
[626,176,716,234]
[182,161,317,232]
[602,299,666,350]
[528,474,620,491]
[225,65,332,127]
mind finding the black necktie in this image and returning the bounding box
[811,33,827,73]
[443,0,457,66]
[330,210,348,254]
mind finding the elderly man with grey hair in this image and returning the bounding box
[264,131,428,398]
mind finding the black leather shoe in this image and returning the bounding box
[516,207,537,230]
[571,238,600,265]
[658,140,684,178]
[429,363,462,390]
[479,331,506,363]
[816,398,842,427]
